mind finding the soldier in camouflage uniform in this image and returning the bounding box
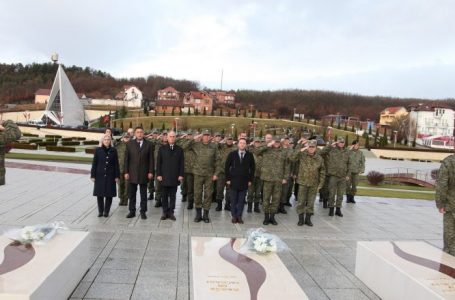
[319,137,350,217]
[0,120,21,186]
[146,129,160,200]
[151,132,168,207]
[116,133,130,205]
[436,154,455,255]
[279,137,293,214]
[319,141,331,209]
[211,132,223,203]
[346,140,365,203]
[247,138,263,213]
[254,136,290,225]
[180,130,220,223]
[179,131,195,209]
[215,135,237,211]
[289,140,325,226]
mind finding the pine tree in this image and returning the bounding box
[313,119,317,125]
[351,124,355,132]
[219,109,223,116]
[344,122,347,131]
[365,134,370,149]
[345,134,349,146]
[129,121,133,129]
[162,122,165,131]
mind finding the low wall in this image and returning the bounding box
[0,110,109,123]
[371,148,452,162]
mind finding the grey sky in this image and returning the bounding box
[1,0,454,99]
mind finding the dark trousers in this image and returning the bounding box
[97,197,112,214]
[230,189,247,218]
[162,186,177,215]
[129,183,148,213]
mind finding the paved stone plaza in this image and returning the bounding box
[0,159,443,300]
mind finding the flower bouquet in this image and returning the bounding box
[4,221,67,245]
[241,228,288,254]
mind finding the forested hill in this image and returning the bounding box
[1,62,454,120]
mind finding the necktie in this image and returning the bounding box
[171,145,174,150]
[240,152,244,163]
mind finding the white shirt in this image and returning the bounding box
[238,150,245,161]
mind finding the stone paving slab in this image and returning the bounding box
[1,159,444,300]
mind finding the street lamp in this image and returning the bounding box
[393,130,398,148]
[253,121,257,138]
[175,117,180,133]
[231,123,235,135]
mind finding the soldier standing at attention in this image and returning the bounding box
[346,140,365,203]
[146,129,159,201]
[179,131,195,209]
[152,131,168,208]
[247,138,263,213]
[320,137,350,217]
[116,133,130,206]
[216,134,237,211]
[289,140,325,226]
[254,136,290,226]
[436,154,455,255]
[279,136,293,214]
[180,130,220,223]
[211,132,223,203]
[0,120,21,186]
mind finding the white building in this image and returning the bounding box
[89,85,143,108]
[408,104,454,146]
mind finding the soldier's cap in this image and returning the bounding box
[337,137,345,143]
[308,140,317,147]
[273,136,281,141]
[202,129,211,135]
[283,136,290,140]
[186,129,193,134]
[352,140,358,145]
[122,133,131,138]
[253,137,261,142]
[214,132,221,137]
[225,134,233,140]
[162,130,168,135]
[152,129,159,134]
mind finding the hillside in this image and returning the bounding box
[1,62,454,121]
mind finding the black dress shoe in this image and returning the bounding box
[160,214,167,220]
[231,217,237,224]
[187,202,194,210]
[155,200,162,208]
[126,212,136,218]
[237,217,244,224]
[140,213,147,220]
[168,214,176,221]
[103,213,109,218]
[98,213,103,217]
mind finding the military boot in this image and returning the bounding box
[270,214,278,225]
[305,213,313,226]
[263,213,270,225]
[278,203,287,214]
[297,214,304,226]
[323,199,328,209]
[148,193,154,201]
[346,194,353,203]
[215,200,223,211]
[247,203,253,213]
[203,210,210,223]
[335,207,343,217]
[254,202,261,213]
[329,207,334,216]
[224,202,231,211]
[187,201,194,210]
[181,195,187,203]
[155,197,162,208]
[194,208,202,222]
[350,195,356,204]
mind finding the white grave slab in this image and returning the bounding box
[356,241,455,300]
[191,236,308,300]
[0,231,90,300]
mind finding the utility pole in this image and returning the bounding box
[220,69,223,91]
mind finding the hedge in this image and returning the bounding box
[45,135,62,138]
[22,133,39,137]
[61,137,74,141]
[83,141,99,145]
[46,146,76,152]
[75,137,87,141]
[11,142,38,150]
[36,141,58,146]
[85,148,96,154]
[28,138,43,143]
[61,141,81,146]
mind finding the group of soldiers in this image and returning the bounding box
[0,120,22,186]
[115,128,365,227]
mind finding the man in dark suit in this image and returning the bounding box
[225,138,255,224]
[124,127,154,219]
[156,131,184,221]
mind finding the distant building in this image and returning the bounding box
[183,91,213,113]
[157,86,181,102]
[209,91,235,106]
[408,104,455,146]
[34,88,51,104]
[154,86,184,113]
[90,85,142,108]
[379,106,408,126]
[321,114,359,127]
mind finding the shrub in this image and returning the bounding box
[46,146,76,152]
[367,171,385,185]
[28,138,43,143]
[83,141,99,145]
[22,133,39,137]
[45,134,62,138]
[61,141,80,146]
[75,137,86,141]
[61,137,74,141]
[85,148,96,154]
[37,141,57,146]
[11,142,38,150]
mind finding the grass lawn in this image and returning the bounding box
[357,188,435,200]
[358,182,434,192]
[6,152,92,163]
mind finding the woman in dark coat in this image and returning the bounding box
[91,135,120,217]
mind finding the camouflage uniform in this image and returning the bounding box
[320,145,350,208]
[255,145,290,215]
[319,147,331,205]
[116,141,128,205]
[146,138,157,199]
[346,149,365,199]
[180,138,220,211]
[280,146,294,208]
[289,146,325,215]
[436,155,455,255]
[180,143,195,205]
[247,151,263,204]
[151,139,167,205]
[0,120,21,186]
[216,143,237,209]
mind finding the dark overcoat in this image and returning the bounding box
[156,143,184,187]
[225,150,255,191]
[91,146,120,197]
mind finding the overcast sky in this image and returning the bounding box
[1,0,455,99]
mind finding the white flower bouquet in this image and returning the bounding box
[241,228,288,254]
[4,221,67,245]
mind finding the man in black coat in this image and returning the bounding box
[225,138,255,224]
[156,131,184,221]
[124,127,154,219]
